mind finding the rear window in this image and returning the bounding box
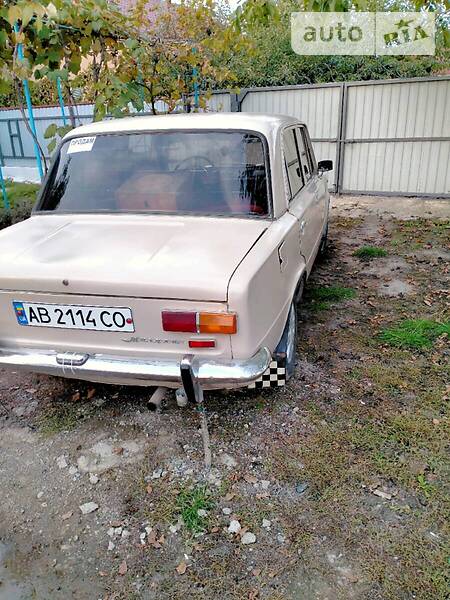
[38,130,270,217]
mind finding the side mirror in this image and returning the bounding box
[318,159,333,172]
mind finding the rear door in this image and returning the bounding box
[282,126,316,269]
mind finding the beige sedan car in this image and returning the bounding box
[0,113,332,403]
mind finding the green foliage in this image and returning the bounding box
[0,0,276,116]
[380,320,450,349]
[306,284,356,310]
[44,123,73,153]
[0,180,39,230]
[176,485,213,533]
[226,0,449,88]
[354,246,388,259]
[0,78,59,108]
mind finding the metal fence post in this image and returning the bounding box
[230,93,239,112]
[0,147,10,210]
[335,82,348,196]
[56,78,68,125]
[14,22,44,180]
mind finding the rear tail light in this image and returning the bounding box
[198,312,237,334]
[161,311,197,333]
[189,339,216,348]
[162,311,237,334]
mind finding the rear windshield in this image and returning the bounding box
[38,130,270,217]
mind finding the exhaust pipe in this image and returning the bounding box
[147,386,167,411]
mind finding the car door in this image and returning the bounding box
[282,126,316,270]
[295,126,327,263]
[299,125,328,232]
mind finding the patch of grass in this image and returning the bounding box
[0,180,40,229]
[333,216,363,229]
[306,285,356,311]
[176,485,214,533]
[353,245,388,259]
[380,319,450,350]
[391,218,450,250]
[38,402,86,435]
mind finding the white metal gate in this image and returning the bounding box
[234,76,450,198]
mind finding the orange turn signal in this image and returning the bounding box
[199,312,237,334]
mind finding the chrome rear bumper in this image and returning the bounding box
[0,346,272,391]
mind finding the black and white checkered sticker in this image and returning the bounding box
[248,359,286,389]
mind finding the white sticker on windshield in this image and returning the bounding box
[67,136,96,154]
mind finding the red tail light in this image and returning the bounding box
[161,311,197,333]
[189,339,216,348]
[162,311,237,334]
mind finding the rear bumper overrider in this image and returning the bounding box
[0,346,272,395]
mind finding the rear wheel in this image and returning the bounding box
[275,301,297,380]
[318,222,328,257]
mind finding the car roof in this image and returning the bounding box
[63,112,303,141]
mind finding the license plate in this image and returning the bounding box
[13,301,135,332]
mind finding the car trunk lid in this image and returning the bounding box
[0,214,267,301]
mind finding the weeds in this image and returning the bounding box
[380,319,450,349]
[37,401,90,435]
[305,285,356,311]
[176,485,213,533]
[353,245,388,259]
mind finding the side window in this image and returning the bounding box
[295,127,313,181]
[283,128,304,199]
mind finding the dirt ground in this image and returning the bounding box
[0,195,449,600]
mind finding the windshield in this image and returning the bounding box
[38,130,270,217]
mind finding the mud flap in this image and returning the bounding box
[247,356,286,389]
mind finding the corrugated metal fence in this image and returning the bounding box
[236,76,450,198]
[1,76,449,197]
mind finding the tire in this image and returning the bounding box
[274,301,297,380]
[318,222,328,257]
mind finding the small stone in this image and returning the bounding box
[56,456,68,469]
[118,560,127,576]
[295,482,309,495]
[151,468,163,479]
[107,527,115,537]
[373,489,392,500]
[107,541,115,551]
[262,519,271,529]
[37,491,44,499]
[219,453,237,468]
[260,480,270,490]
[89,474,99,484]
[61,511,73,520]
[241,532,256,545]
[68,466,78,476]
[228,520,241,534]
[197,509,207,517]
[121,529,130,538]
[114,527,123,536]
[222,507,232,515]
[277,533,286,544]
[79,502,99,515]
